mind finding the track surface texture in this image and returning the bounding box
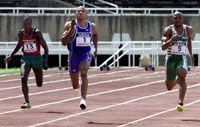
[0,67,200,127]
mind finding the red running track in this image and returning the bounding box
[0,67,200,127]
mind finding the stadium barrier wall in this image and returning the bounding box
[0,41,199,68]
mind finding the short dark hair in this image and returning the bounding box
[23,16,32,23]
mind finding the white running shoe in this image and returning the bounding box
[21,102,31,109]
[80,99,87,110]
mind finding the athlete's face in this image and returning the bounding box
[172,12,183,27]
[23,19,32,31]
[75,6,87,20]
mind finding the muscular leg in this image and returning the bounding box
[32,68,43,87]
[79,60,90,100]
[177,67,187,104]
[70,72,80,90]
[21,64,31,103]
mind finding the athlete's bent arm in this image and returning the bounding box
[61,19,76,46]
[161,27,177,50]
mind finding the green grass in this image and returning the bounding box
[0,68,20,74]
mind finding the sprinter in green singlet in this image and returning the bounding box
[161,11,194,112]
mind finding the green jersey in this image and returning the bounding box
[167,24,188,55]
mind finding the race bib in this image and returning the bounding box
[76,32,91,47]
[171,41,187,55]
[23,40,37,52]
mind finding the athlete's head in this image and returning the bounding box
[75,6,87,20]
[171,11,183,27]
[23,16,32,31]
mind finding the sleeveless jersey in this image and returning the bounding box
[167,24,188,55]
[68,20,92,53]
[19,28,41,55]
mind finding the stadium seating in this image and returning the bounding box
[71,0,200,8]
[0,0,200,8]
[0,0,75,7]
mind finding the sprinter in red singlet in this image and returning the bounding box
[4,16,49,109]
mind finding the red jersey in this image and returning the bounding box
[19,29,41,55]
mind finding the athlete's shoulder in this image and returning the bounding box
[163,25,173,34]
[32,26,40,33]
[186,25,192,31]
[90,22,96,27]
[65,21,72,27]
[90,22,97,30]
[17,28,24,37]
[184,24,193,36]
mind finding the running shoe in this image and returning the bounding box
[176,104,184,112]
[21,102,31,109]
[80,99,87,110]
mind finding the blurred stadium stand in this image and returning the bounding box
[0,0,75,7]
[59,0,200,8]
[0,0,200,8]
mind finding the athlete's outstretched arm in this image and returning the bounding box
[4,32,23,63]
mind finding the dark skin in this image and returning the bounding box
[61,6,98,101]
[4,19,48,67]
[4,18,49,104]
[61,6,98,58]
[161,11,193,104]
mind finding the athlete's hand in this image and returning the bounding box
[170,34,177,44]
[93,49,97,58]
[189,55,195,67]
[91,49,97,59]
[71,18,76,28]
[43,61,48,70]
[4,56,12,64]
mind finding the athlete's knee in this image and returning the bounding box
[165,81,176,91]
[71,81,79,89]
[21,77,28,84]
[36,79,43,87]
[178,67,187,78]
[166,86,173,91]
[80,69,88,78]
[72,84,79,89]
[36,83,42,87]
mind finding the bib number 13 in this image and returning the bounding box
[24,43,37,52]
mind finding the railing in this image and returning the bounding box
[1,41,200,67]
[0,7,200,15]
[99,42,129,68]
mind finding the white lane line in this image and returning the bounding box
[0,68,59,77]
[29,82,200,127]
[118,98,200,127]
[0,68,139,83]
[0,67,99,83]
[0,72,67,83]
[0,73,19,77]
[0,69,150,91]
[0,72,162,115]
[0,72,160,101]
